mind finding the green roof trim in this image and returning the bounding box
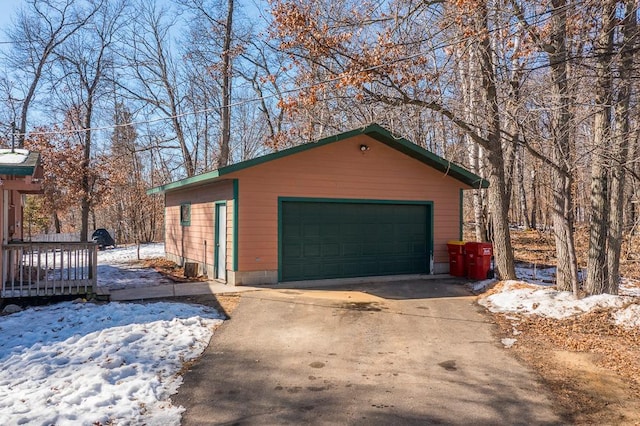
[0,151,40,176]
[147,123,489,194]
[147,169,221,194]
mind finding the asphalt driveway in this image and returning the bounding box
[173,279,560,425]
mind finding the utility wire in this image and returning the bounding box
[3,3,636,138]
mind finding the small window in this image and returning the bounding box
[180,203,191,226]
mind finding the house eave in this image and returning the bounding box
[146,123,489,194]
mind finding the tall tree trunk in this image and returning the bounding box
[585,1,615,295]
[478,2,516,279]
[458,45,487,241]
[546,0,578,294]
[81,111,92,243]
[530,168,538,230]
[605,0,637,295]
[54,211,62,234]
[517,147,531,229]
[217,0,234,168]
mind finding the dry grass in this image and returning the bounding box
[490,308,640,424]
[142,258,209,283]
[473,226,640,423]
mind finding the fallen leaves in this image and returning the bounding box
[143,258,208,283]
[489,307,640,423]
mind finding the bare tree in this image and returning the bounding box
[52,0,125,241]
[269,0,518,279]
[2,0,103,147]
[119,0,196,177]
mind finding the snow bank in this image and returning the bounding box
[97,243,165,264]
[612,304,640,328]
[478,280,633,319]
[0,301,223,425]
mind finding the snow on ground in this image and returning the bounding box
[97,243,165,265]
[97,243,172,291]
[478,280,633,319]
[0,301,223,425]
[479,264,640,347]
[620,277,640,297]
[514,263,557,285]
[613,304,640,328]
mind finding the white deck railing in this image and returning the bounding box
[2,242,98,298]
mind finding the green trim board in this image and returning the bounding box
[147,124,489,195]
[278,197,434,282]
[459,189,464,241]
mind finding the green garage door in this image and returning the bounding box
[280,200,431,281]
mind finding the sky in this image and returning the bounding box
[0,0,268,39]
[0,0,22,39]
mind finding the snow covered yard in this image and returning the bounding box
[0,243,225,425]
[0,301,223,425]
[97,243,172,291]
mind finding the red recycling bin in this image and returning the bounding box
[447,241,466,277]
[465,242,493,280]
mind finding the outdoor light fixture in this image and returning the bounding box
[360,144,370,152]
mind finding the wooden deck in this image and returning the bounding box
[2,242,97,298]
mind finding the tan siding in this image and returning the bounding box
[229,134,467,272]
[164,180,233,270]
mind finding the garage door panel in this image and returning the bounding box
[283,263,303,278]
[322,243,340,256]
[303,263,321,277]
[321,262,342,277]
[281,201,431,281]
[303,224,320,237]
[303,243,321,257]
[283,224,300,237]
[342,242,361,256]
[283,243,302,258]
[322,224,341,236]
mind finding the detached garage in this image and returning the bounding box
[148,124,488,286]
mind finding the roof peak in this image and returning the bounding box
[148,124,488,194]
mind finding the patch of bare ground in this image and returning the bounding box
[139,258,242,316]
[143,258,209,283]
[473,228,640,424]
[490,306,640,424]
[156,293,241,319]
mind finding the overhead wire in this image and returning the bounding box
[0,2,633,138]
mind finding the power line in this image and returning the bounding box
[16,49,438,138]
[5,4,635,138]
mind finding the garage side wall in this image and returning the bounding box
[229,135,467,285]
[165,180,234,278]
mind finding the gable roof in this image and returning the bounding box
[147,123,489,194]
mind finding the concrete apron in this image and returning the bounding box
[174,279,561,425]
[104,274,453,301]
